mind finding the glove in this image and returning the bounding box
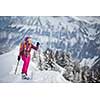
[36,42,40,47]
[17,56,20,61]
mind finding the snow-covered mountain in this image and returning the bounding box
[0,16,100,59]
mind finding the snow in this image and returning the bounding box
[71,16,100,24]
[70,37,77,46]
[0,46,67,83]
[80,56,98,68]
[13,71,67,83]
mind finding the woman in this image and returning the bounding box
[17,37,40,80]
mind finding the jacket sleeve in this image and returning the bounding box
[31,44,38,51]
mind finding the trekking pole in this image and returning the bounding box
[15,61,19,75]
[38,49,42,70]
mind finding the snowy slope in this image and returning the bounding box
[0,47,67,83]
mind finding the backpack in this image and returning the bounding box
[19,42,32,56]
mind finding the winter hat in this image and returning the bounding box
[25,36,31,42]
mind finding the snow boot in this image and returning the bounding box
[22,73,30,80]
